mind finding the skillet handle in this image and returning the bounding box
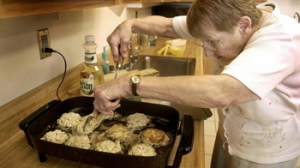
[171,114,194,168]
[19,100,60,147]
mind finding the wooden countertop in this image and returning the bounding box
[0,36,205,168]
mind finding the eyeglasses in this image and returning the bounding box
[194,35,225,51]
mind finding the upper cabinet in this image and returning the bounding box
[122,0,267,4]
[0,0,116,19]
[121,0,194,3]
[0,0,268,19]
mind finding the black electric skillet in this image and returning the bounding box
[19,97,195,168]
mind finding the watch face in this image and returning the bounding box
[131,76,140,84]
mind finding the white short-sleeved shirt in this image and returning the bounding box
[173,2,300,164]
[173,16,195,40]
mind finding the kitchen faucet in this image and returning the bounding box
[128,54,138,70]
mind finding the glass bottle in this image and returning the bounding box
[80,35,104,97]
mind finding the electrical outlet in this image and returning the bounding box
[37,28,51,59]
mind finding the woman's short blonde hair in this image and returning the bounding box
[187,0,262,38]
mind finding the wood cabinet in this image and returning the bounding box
[126,0,266,5]
[0,0,268,19]
[0,0,116,19]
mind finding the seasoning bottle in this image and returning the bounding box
[80,35,104,97]
[101,46,110,74]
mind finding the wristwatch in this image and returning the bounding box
[130,75,141,96]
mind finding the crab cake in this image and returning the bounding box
[128,144,156,156]
[105,124,129,142]
[65,135,91,149]
[41,129,69,144]
[57,112,82,128]
[127,113,150,130]
[95,140,122,154]
[141,128,170,146]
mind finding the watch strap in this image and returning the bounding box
[131,75,140,96]
[132,83,138,96]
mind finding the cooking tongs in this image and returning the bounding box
[114,56,124,79]
[114,46,124,79]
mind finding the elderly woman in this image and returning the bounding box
[93,0,300,167]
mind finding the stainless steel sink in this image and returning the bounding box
[123,55,212,120]
[125,55,196,76]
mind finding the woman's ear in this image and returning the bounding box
[238,16,252,35]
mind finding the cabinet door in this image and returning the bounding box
[117,0,142,4]
[120,0,194,3]
[157,0,194,2]
[122,0,266,5]
[0,0,116,19]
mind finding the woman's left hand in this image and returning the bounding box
[92,76,131,117]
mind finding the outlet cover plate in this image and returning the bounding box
[37,28,51,59]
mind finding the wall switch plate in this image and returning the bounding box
[37,28,51,59]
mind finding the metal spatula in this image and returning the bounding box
[80,112,114,134]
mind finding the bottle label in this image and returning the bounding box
[80,72,94,96]
[85,53,97,64]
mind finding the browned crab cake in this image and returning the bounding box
[141,128,170,146]
[105,124,129,142]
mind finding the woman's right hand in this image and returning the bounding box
[107,19,134,63]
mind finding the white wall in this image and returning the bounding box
[0,6,151,106]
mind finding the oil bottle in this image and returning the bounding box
[80,35,104,97]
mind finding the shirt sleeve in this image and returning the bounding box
[173,16,195,40]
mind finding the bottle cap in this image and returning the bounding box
[85,35,95,42]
